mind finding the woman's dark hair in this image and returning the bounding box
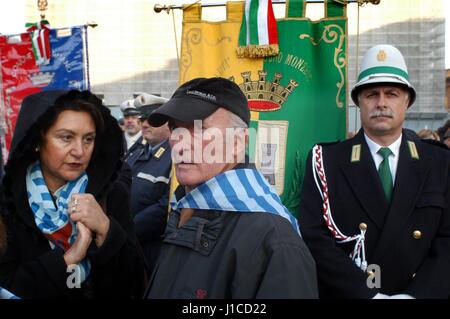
[38,90,105,140]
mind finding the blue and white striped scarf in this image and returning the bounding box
[0,287,20,299]
[26,161,91,282]
[171,168,301,235]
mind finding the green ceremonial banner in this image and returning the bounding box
[179,0,347,216]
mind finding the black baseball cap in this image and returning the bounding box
[140,104,163,120]
[148,77,249,127]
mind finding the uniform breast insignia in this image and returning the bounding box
[351,144,361,162]
[155,147,166,159]
[407,141,419,160]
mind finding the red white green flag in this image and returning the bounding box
[25,20,52,66]
[237,0,279,58]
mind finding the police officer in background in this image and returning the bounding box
[121,98,145,166]
[299,45,450,299]
[130,93,172,270]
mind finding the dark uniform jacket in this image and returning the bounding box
[0,90,145,299]
[299,129,450,299]
[130,139,172,269]
[124,135,146,168]
[146,172,318,299]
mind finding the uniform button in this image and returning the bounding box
[202,241,209,248]
[359,223,368,231]
[412,273,416,278]
[412,230,422,239]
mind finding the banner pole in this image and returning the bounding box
[154,0,380,13]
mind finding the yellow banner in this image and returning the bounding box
[180,2,262,83]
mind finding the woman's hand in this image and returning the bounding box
[64,222,92,266]
[68,194,110,247]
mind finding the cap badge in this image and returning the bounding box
[377,50,387,61]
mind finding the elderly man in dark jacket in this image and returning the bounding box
[144,77,318,299]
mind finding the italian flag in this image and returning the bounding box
[26,20,52,66]
[237,0,279,58]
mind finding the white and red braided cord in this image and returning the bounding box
[312,145,367,271]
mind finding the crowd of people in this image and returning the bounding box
[0,44,449,299]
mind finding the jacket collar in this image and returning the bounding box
[139,139,170,161]
[163,210,226,256]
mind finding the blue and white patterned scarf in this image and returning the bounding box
[0,287,20,299]
[26,161,91,283]
[171,168,301,235]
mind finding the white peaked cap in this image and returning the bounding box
[351,44,416,107]
[134,93,168,107]
[120,99,136,112]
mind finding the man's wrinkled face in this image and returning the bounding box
[169,108,247,192]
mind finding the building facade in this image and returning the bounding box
[1,0,447,130]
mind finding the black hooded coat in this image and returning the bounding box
[0,90,145,299]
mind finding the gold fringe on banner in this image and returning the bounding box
[236,44,280,58]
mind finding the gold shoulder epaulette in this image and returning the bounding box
[155,147,166,159]
[407,141,419,160]
[351,144,361,162]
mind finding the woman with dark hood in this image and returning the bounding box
[0,90,145,299]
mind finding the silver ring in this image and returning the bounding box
[71,206,77,213]
[74,198,78,206]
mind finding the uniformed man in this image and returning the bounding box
[121,98,145,166]
[299,44,450,299]
[130,93,171,270]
